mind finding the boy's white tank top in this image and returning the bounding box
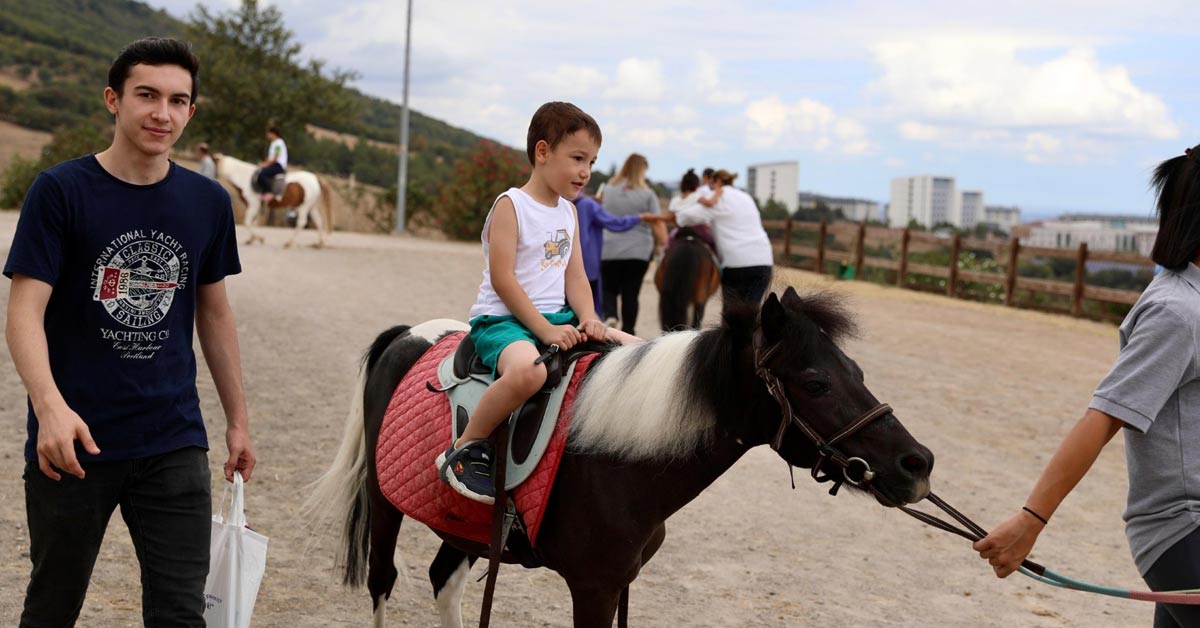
[469,188,575,318]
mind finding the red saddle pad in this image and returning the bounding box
[375,331,597,546]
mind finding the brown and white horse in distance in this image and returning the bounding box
[213,153,334,248]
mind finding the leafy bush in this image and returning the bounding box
[1,122,109,208]
[433,141,530,240]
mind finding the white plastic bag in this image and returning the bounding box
[203,471,269,628]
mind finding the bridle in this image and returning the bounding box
[752,328,892,496]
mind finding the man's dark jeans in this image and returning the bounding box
[21,446,211,627]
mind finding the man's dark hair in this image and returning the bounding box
[526,102,602,165]
[108,37,200,103]
[681,169,700,194]
[268,126,281,137]
[1150,143,1200,270]
[702,167,715,179]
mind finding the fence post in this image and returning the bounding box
[816,220,827,274]
[898,227,910,287]
[1072,242,1088,317]
[1004,236,1020,306]
[947,233,961,297]
[853,221,866,280]
[783,217,793,264]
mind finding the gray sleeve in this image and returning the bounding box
[647,190,659,214]
[1090,304,1194,432]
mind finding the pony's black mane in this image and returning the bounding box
[681,290,858,433]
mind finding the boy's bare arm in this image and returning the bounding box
[7,274,99,480]
[488,199,582,348]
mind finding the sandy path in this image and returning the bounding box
[0,213,1150,626]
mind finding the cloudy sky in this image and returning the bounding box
[146,0,1198,218]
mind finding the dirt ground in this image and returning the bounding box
[0,213,1154,627]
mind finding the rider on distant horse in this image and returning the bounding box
[256,126,287,203]
[434,102,640,504]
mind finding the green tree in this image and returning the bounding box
[761,199,790,220]
[434,141,530,240]
[184,0,359,159]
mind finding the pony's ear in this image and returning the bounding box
[781,286,801,307]
[759,292,786,340]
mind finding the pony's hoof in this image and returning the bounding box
[283,241,293,249]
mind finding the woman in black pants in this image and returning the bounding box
[599,153,660,333]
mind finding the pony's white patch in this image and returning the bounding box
[435,559,470,628]
[373,594,386,628]
[569,331,715,460]
[409,319,469,343]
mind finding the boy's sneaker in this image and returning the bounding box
[435,440,496,505]
[603,316,619,328]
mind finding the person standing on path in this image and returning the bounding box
[599,153,660,332]
[574,191,656,319]
[196,142,216,179]
[5,37,255,626]
[974,144,1200,628]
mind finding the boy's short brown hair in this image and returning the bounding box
[526,102,602,165]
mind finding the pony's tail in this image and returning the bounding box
[659,242,702,331]
[303,325,411,587]
[318,177,334,235]
[303,359,371,586]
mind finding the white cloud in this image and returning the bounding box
[691,51,746,105]
[872,36,1179,140]
[603,58,665,102]
[527,64,609,99]
[745,97,875,155]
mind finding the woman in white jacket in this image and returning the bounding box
[669,169,773,308]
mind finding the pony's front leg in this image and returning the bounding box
[243,201,264,245]
[566,583,623,628]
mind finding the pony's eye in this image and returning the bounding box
[801,380,829,396]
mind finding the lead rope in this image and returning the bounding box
[894,492,1200,605]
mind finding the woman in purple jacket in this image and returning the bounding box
[574,192,655,320]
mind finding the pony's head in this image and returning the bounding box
[751,287,932,506]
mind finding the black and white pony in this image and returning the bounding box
[307,287,934,627]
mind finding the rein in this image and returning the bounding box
[752,330,1200,606]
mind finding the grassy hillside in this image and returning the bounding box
[0,0,511,189]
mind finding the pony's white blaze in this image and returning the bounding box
[409,319,469,343]
[570,331,715,460]
[434,560,470,628]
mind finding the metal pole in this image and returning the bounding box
[393,0,413,234]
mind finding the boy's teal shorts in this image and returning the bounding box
[467,306,578,377]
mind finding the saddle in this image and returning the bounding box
[437,335,605,490]
[375,331,603,548]
[250,168,287,196]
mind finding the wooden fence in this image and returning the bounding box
[764,219,1155,320]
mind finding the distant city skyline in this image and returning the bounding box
[146,0,1197,216]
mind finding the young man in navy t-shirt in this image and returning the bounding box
[4,37,256,626]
